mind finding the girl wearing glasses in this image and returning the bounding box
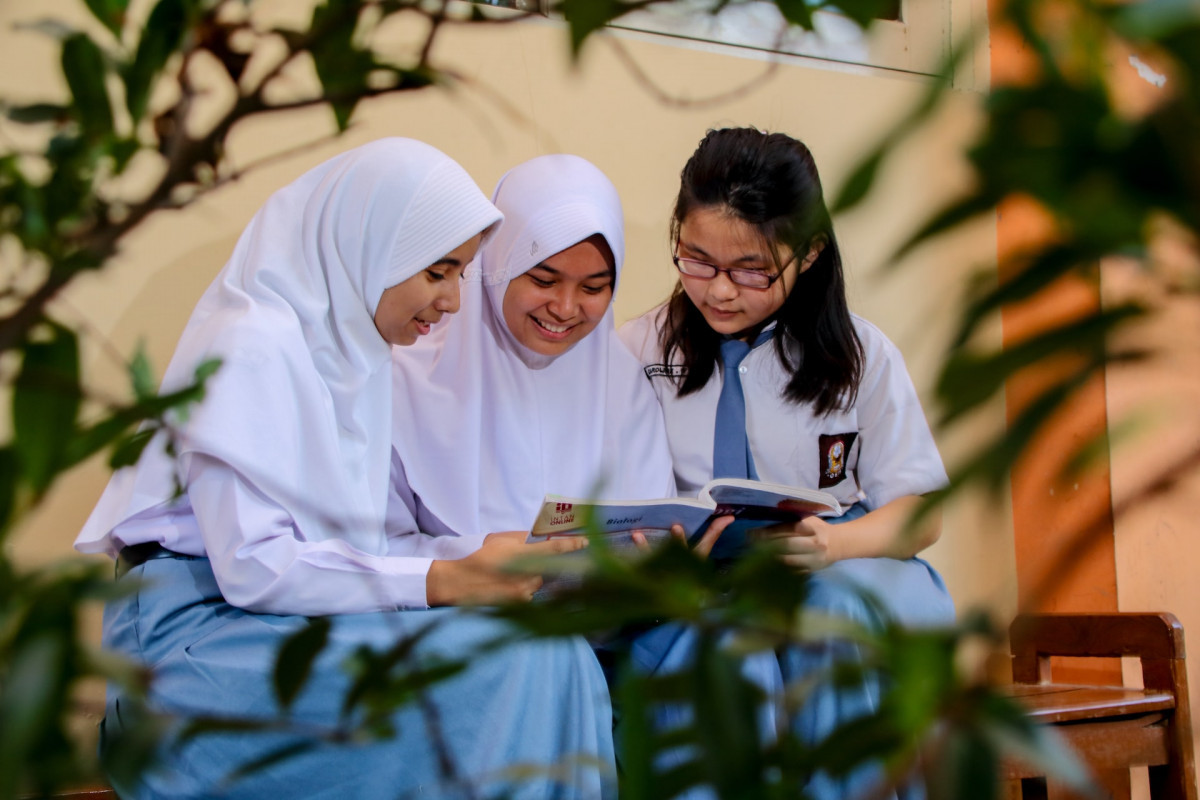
[619,127,954,799]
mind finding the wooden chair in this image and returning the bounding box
[1001,612,1197,800]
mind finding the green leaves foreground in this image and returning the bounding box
[199,539,1098,800]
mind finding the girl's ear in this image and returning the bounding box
[797,239,826,274]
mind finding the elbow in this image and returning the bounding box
[909,508,942,556]
[209,549,298,615]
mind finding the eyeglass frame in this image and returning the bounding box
[671,250,792,290]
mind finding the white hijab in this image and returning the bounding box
[391,154,676,538]
[77,138,502,556]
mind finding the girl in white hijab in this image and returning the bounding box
[390,154,677,557]
[76,139,613,799]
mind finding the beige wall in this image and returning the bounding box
[1103,256,1200,787]
[4,9,1012,631]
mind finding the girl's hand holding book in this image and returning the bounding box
[427,531,588,606]
[753,517,839,572]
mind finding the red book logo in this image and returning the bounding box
[556,502,573,513]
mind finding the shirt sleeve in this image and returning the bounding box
[188,454,433,615]
[853,332,949,510]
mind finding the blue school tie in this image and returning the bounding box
[712,329,773,480]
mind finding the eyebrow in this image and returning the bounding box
[529,263,613,281]
[677,240,770,267]
[430,257,465,268]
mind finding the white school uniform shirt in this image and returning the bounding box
[74,138,502,615]
[618,306,948,511]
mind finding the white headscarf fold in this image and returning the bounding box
[391,154,675,538]
[77,138,502,556]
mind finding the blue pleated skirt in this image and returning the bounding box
[101,555,615,799]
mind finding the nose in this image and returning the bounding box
[546,284,579,320]
[707,270,739,301]
[434,280,461,315]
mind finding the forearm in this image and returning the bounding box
[831,496,941,561]
[189,455,430,614]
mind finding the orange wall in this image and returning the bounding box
[989,3,1120,644]
[992,2,1200,797]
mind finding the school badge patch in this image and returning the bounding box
[817,432,858,488]
[644,364,687,379]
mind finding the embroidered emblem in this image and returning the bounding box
[818,432,858,488]
[530,240,539,256]
[644,364,687,379]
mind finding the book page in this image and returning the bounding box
[703,478,842,517]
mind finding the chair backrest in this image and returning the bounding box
[1010,612,1186,688]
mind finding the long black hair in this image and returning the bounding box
[660,127,863,416]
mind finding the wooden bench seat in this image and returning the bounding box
[1001,612,1197,799]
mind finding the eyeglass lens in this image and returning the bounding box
[675,257,774,289]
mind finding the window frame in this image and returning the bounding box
[588,1,952,78]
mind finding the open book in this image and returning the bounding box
[529,478,842,562]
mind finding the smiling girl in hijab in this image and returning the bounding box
[75,139,613,799]
[390,154,678,554]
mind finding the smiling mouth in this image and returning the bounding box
[532,317,575,338]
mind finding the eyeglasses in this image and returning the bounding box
[672,253,786,290]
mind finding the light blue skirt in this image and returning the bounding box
[625,506,956,800]
[101,554,615,799]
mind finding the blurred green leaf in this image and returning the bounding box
[129,342,157,400]
[0,448,17,541]
[12,19,80,41]
[827,0,896,27]
[3,103,71,124]
[123,0,189,121]
[176,715,285,745]
[273,617,331,710]
[692,641,767,798]
[952,244,1103,348]
[885,629,956,734]
[310,0,376,131]
[339,626,467,723]
[614,663,655,800]
[83,0,130,39]
[109,136,142,171]
[938,303,1145,427]
[224,740,320,786]
[61,34,114,141]
[13,324,81,494]
[108,429,156,469]
[947,365,1096,495]
[774,0,815,29]
[0,632,67,797]
[1110,0,1200,40]
[977,692,1098,797]
[99,697,167,791]
[893,194,998,262]
[831,149,885,216]
[928,728,998,800]
[832,33,967,216]
[561,0,623,56]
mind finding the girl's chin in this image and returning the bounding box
[702,312,746,332]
